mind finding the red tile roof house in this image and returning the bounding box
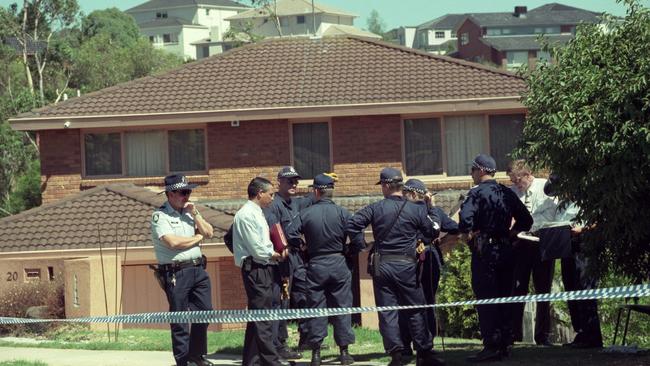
[7,35,526,329]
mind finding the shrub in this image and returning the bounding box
[0,279,65,335]
[436,242,480,339]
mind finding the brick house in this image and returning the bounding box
[455,3,601,70]
[10,35,526,205]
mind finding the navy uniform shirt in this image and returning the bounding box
[429,205,459,235]
[299,198,363,257]
[263,194,302,248]
[459,179,533,237]
[346,195,441,257]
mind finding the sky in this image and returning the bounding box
[1,0,649,30]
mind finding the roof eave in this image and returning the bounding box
[9,96,525,131]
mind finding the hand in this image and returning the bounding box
[271,251,283,261]
[570,226,584,237]
[194,233,204,243]
[184,202,198,216]
[282,248,289,259]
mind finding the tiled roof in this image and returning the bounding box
[226,0,356,20]
[416,14,466,30]
[138,16,198,28]
[0,184,231,253]
[15,36,525,119]
[467,3,600,28]
[481,34,573,51]
[127,0,249,12]
[321,24,381,39]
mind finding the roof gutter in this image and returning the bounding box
[9,96,524,131]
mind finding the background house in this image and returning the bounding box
[126,0,250,60]
[225,0,379,39]
[412,14,465,55]
[455,3,602,69]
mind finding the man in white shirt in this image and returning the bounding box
[233,177,287,366]
[506,160,555,346]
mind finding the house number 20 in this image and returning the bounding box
[6,272,18,281]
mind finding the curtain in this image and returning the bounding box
[404,118,443,175]
[125,131,165,176]
[444,115,487,176]
[292,123,330,179]
[169,129,206,172]
[489,114,525,171]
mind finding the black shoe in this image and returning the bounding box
[388,351,403,366]
[536,339,554,347]
[339,346,354,365]
[188,355,215,366]
[401,348,414,363]
[567,340,603,349]
[416,350,445,366]
[499,344,512,358]
[466,347,502,363]
[278,347,302,360]
[311,348,322,366]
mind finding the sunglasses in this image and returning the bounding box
[174,190,192,196]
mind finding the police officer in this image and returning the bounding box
[300,173,361,366]
[346,168,444,366]
[399,179,459,359]
[459,155,533,363]
[263,166,308,357]
[151,174,214,366]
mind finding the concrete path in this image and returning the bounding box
[0,347,384,366]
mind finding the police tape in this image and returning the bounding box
[1,284,648,325]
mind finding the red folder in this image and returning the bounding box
[270,223,288,253]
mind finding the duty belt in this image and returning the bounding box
[379,254,417,263]
[158,257,205,272]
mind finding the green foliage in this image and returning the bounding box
[2,158,42,215]
[516,0,650,280]
[366,9,387,39]
[437,243,480,339]
[598,272,650,346]
[81,8,140,46]
[0,279,65,335]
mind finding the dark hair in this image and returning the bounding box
[316,188,334,199]
[384,181,403,193]
[248,177,272,199]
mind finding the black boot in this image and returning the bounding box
[339,345,354,365]
[416,350,445,366]
[466,346,501,363]
[388,351,403,366]
[311,347,321,366]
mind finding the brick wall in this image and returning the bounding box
[331,115,403,196]
[39,129,82,203]
[456,19,499,66]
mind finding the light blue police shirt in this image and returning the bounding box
[151,201,202,264]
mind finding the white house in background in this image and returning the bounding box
[126,0,250,60]
[225,0,379,39]
[412,14,465,54]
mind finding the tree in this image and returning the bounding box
[366,9,387,39]
[516,0,650,280]
[81,8,140,46]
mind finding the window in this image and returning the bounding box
[162,33,178,44]
[444,115,487,176]
[83,128,206,177]
[48,266,55,281]
[205,9,210,16]
[489,114,525,171]
[506,51,528,68]
[296,15,305,24]
[84,133,122,176]
[487,28,502,36]
[25,268,41,281]
[280,17,289,27]
[149,35,155,43]
[404,118,443,175]
[537,50,551,64]
[435,31,445,39]
[292,122,330,179]
[460,32,469,45]
[156,11,168,19]
[198,45,210,59]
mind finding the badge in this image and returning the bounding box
[153,213,159,223]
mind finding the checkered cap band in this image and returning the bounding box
[165,182,192,191]
[404,185,427,195]
[472,161,496,173]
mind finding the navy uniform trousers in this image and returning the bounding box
[399,247,443,351]
[374,260,432,354]
[306,254,355,348]
[471,238,516,348]
[242,261,282,366]
[163,265,212,366]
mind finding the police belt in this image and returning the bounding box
[310,251,344,259]
[158,256,205,272]
[378,253,417,263]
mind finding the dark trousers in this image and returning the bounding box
[399,248,442,351]
[163,266,213,366]
[242,261,282,366]
[287,250,309,344]
[373,260,432,354]
[512,240,555,344]
[561,252,602,345]
[471,241,515,348]
[306,254,355,348]
[271,265,289,351]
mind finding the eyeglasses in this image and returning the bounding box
[174,190,192,197]
[287,178,299,185]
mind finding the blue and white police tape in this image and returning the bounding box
[1,284,648,325]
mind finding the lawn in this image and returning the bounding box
[0,324,648,366]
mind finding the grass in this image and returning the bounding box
[0,324,649,366]
[0,362,48,366]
